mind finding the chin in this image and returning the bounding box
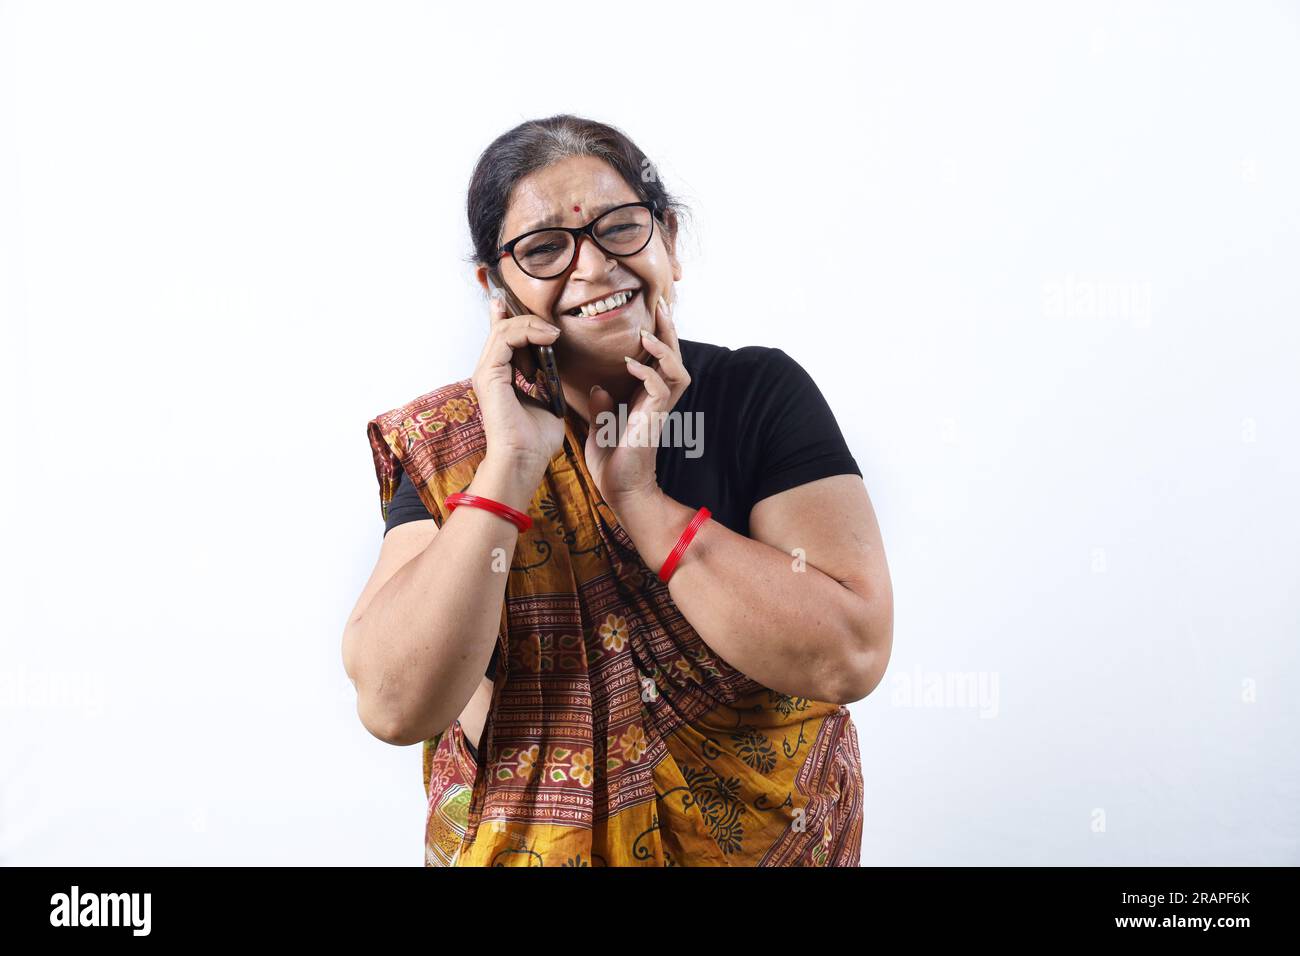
[563,338,632,366]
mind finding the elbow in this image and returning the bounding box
[342,620,420,747]
[834,648,888,704]
[834,596,894,704]
[371,721,424,749]
[355,686,423,747]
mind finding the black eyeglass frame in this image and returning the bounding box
[496,200,661,280]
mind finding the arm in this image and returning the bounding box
[344,304,566,746]
[585,298,891,705]
[341,457,537,746]
[608,473,893,705]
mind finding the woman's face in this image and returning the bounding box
[479,154,681,374]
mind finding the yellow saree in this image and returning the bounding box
[365,372,865,866]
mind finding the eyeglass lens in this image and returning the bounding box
[512,205,653,278]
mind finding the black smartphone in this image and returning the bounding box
[487,273,567,419]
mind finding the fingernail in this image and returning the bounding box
[624,355,639,366]
[640,327,655,339]
[658,295,667,314]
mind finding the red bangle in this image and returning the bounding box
[658,506,711,583]
[444,492,533,533]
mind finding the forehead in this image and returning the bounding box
[502,155,640,236]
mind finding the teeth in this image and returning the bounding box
[573,290,633,317]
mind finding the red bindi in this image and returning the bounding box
[573,205,581,212]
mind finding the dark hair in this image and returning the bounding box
[465,114,690,283]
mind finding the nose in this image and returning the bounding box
[568,233,616,279]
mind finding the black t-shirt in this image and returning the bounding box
[381,337,862,689]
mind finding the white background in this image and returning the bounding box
[2,0,1297,866]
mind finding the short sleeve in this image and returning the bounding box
[750,349,863,505]
[382,469,437,536]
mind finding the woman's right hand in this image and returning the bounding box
[471,291,567,481]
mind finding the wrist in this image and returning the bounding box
[657,505,712,583]
[608,486,698,570]
[469,456,544,514]
[605,480,665,524]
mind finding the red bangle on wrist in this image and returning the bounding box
[658,506,711,583]
[444,492,533,533]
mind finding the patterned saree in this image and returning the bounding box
[365,370,865,866]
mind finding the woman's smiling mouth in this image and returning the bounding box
[563,288,638,319]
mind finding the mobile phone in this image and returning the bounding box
[486,273,567,419]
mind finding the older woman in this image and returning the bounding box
[343,114,893,866]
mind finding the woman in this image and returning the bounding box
[343,115,893,866]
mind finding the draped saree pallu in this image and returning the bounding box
[365,369,865,867]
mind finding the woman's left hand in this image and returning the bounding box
[585,294,690,509]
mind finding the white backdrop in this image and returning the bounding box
[1,0,1296,866]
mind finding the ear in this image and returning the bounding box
[473,264,491,294]
[662,209,683,282]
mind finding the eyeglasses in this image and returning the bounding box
[497,200,659,280]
